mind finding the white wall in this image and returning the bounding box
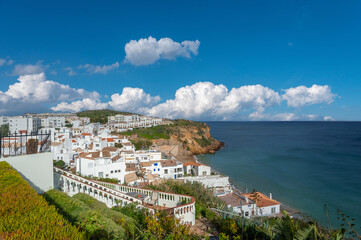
[181,175,230,188]
[1,152,54,193]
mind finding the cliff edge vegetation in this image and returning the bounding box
[118,119,224,161]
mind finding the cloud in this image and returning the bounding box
[108,87,160,113]
[145,82,281,120]
[282,85,336,108]
[78,61,119,74]
[51,98,107,112]
[65,67,77,76]
[124,36,200,66]
[324,116,334,121]
[0,73,98,114]
[12,61,48,75]
[53,87,161,113]
[249,112,327,121]
[0,58,14,66]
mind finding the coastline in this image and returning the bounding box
[194,153,313,222]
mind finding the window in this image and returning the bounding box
[164,169,168,174]
[245,212,249,217]
[158,168,160,171]
[111,171,113,174]
[202,171,207,176]
[154,163,158,166]
[271,207,276,214]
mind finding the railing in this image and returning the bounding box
[0,131,51,158]
[54,167,196,225]
[54,167,143,205]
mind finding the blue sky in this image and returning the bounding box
[1,0,360,120]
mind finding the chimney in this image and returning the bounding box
[269,193,272,200]
[245,196,249,203]
[99,151,103,158]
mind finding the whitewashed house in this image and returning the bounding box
[76,150,126,183]
[183,161,211,176]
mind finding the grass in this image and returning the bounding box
[0,162,85,239]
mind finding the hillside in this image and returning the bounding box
[77,109,134,124]
[118,119,224,162]
[0,162,85,239]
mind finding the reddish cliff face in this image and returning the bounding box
[151,121,224,160]
[118,120,224,161]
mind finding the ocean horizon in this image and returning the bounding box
[198,121,361,228]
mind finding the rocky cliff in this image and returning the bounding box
[120,119,224,162]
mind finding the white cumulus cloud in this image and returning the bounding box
[78,61,119,74]
[52,87,161,113]
[108,87,160,113]
[0,73,98,114]
[124,36,200,66]
[145,82,281,120]
[51,98,107,112]
[282,85,336,108]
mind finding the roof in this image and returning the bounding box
[111,155,122,161]
[81,133,92,136]
[140,162,152,167]
[160,159,178,167]
[126,163,137,172]
[79,150,111,160]
[218,193,249,207]
[102,147,118,152]
[124,172,140,183]
[242,192,280,208]
[51,142,62,146]
[183,161,206,167]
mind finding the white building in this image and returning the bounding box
[183,161,211,176]
[141,159,184,179]
[242,192,281,217]
[41,117,65,128]
[8,117,41,134]
[76,149,126,183]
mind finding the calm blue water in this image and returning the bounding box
[198,122,361,228]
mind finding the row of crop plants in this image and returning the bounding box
[0,161,85,239]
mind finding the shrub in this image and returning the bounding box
[0,161,85,239]
[43,190,127,239]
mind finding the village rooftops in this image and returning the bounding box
[79,150,111,160]
[126,163,137,171]
[102,146,118,152]
[81,133,92,136]
[183,161,206,167]
[242,192,280,208]
[219,193,251,207]
[160,159,179,167]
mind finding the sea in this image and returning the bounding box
[197,121,361,228]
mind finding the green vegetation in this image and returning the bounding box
[113,204,200,239]
[123,125,172,140]
[43,190,131,239]
[77,109,133,124]
[0,162,85,239]
[54,160,66,169]
[193,135,212,147]
[145,180,224,220]
[130,139,153,150]
[65,123,73,128]
[146,180,359,240]
[0,124,9,136]
[43,190,200,239]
